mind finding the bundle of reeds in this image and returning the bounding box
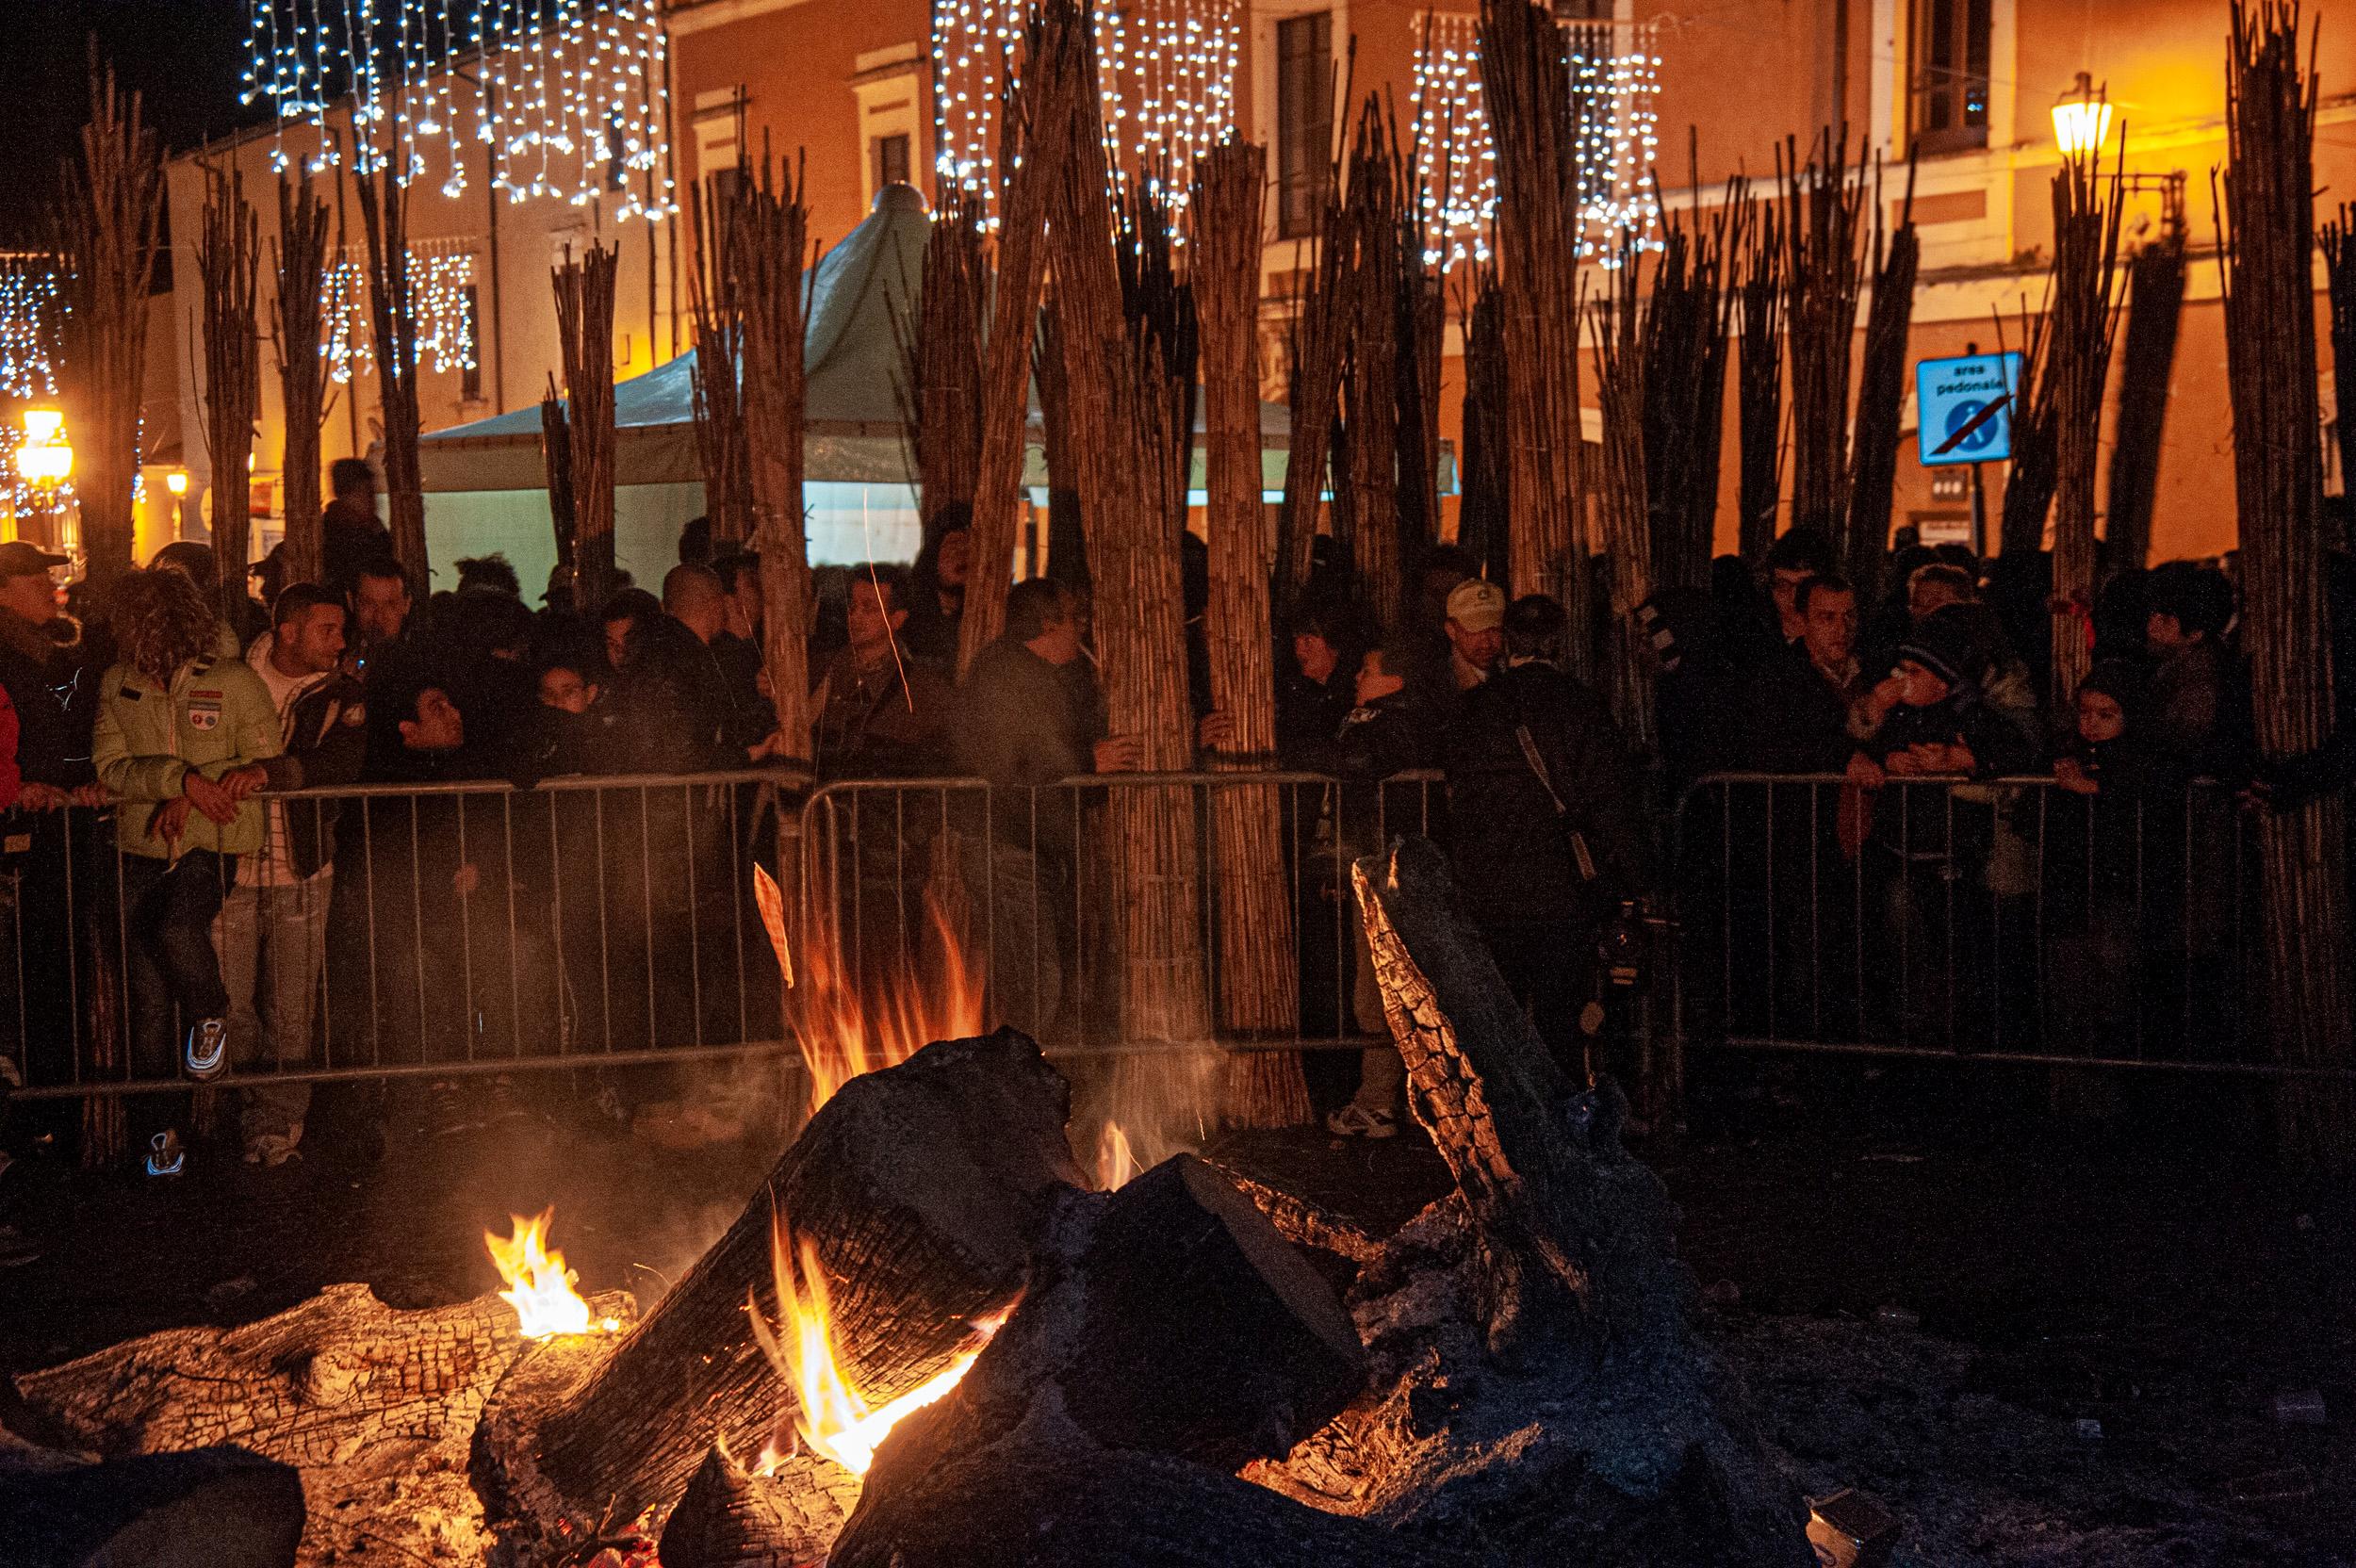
[687,176,753,546]
[1114,174,1200,506]
[2319,200,2356,534]
[1397,128,1447,555]
[353,147,426,580]
[273,172,332,586]
[1273,126,1349,614]
[197,165,263,614]
[2105,204,2185,572]
[1340,98,1406,626]
[52,58,162,590]
[553,244,620,618]
[1481,0,1586,645]
[1050,0,1208,1051]
[1591,245,1655,749]
[961,2,1086,672]
[901,185,989,552]
[1457,264,1510,584]
[1193,138,1308,1125]
[1641,163,1738,596]
[1994,296,2058,562]
[1779,132,1867,542]
[1734,188,1786,562]
[1844,154,1920,607]
[723,149,818,763]
[539,375,576,580]
[2042,142,2126,707]
[2218,0,2353,1168]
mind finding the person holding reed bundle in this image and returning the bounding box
[93,568,303,1177]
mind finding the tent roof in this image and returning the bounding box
[421,183,1294,493]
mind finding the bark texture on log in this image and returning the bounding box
[0,1444,304,1568]
[527,1030,1085,1527]
[658,1442,858,1568]
[1278,838,1813,1566]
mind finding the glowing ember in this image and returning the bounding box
[1096,1121,1140,1190]
[764,861,987,1116]
[749,1210,1008,1477]
[483,1209,620,1339]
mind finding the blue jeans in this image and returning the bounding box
[121,850,234,1084]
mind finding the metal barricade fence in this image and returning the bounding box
[1664,771,2351,1079]
[0,767,810,1100]
[796,770,1447,1058]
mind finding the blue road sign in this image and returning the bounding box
[1915,351,2023,467]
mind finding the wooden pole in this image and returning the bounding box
[552,245,619,615]
[2218,0,2354,1168]
[1195,139,1308,1126]
[196,165,263,612]
[272,172,331,586]
[1481,0,1586,660]
[960,5,1083,674]
[52,56,162,591]
[726,149,817,762]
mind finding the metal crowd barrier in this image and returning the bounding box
[796,770,1447,1059]
[1666,771,2352,1080]
[0,767,810,1100]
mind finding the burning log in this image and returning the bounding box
[502,1030,1088,1529]
[659,1443,860,1568]
[0,1445,304,1568]
[827,1154,1413,1567]
[1243,838,1813,1564]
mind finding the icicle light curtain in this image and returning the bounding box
[321,242,479,383]
[1409,10,1661,270]
[0,256,62,517]
[934,0,1241,226]
[240,0,675,220]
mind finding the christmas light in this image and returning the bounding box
[0,257,68,519]
[322,244,480,383]
[241,0,674,220]
[1410,14,1661,270]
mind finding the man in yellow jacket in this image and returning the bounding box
[92,569,303,1174]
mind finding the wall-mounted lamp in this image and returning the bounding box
[2052,72,2116,158]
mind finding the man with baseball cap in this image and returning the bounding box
[0,542,96,812]
[1444,577,1507,691]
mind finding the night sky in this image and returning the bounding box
[0,0,263,244]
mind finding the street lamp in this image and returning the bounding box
[16,408,72,485]
[2052,72,2115,159]
[164,468,188,498]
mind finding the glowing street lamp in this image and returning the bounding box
[2052,72,2115,159]
[165,469,189,497]
[16,409,73,486]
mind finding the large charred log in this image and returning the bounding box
[657,1443,859,1568]
[515,1030,1087,1527]
[0,1444,304,1568]
[1242,838,1811,1567]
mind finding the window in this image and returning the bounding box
[1275,12,1333,239]
[1911,0,1992,155]
[875,132,912,191]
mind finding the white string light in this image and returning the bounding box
[0,257,66,518]
[241,0,675,221]
[322,245,480,383]
[1410,14,1661,270]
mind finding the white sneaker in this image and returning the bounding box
[185,1019,228,1080]
[242,1125,303,1168]
[1325,1103,1399,1140]
[145,1130,186,1178]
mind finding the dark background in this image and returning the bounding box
[0,1,261,243]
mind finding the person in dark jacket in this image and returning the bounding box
[1745,573,1866,774]
[321,459,393,596]
[952,577,1138,1039]
[1444,596,1653,1070]
[2046,661,2173,1060]
[904,521,972,670]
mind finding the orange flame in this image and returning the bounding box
[761,861,987,1116]
[1096,1121,1140,1191]
[484,1209,620,1339]
[748,1209,1008,1477]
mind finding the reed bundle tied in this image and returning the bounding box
[273,172,333,585]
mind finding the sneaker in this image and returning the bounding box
[185,1019,228,1080]
[1325,1103,1399,1140]
[242,1125,303,1168]
[145,1130,187,1178]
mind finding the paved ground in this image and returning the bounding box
[2,1052,2350,1564]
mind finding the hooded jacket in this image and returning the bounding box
[93,652,299,859]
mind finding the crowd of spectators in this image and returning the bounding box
[0,467,2350,1205]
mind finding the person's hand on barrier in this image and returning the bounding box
[2054,757,2100,796]
[748,728,786,761]
[72,782,114,809]
[148,794,193,844]
[221,765,270,803]
[1844,752,1886,790]
[182,772,238,825]
[1197,711,1235,753]
[1093,736,1144,774]
[452,862,481,898]
[18,782,70,811]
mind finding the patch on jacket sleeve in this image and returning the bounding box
[188,693,224,731]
